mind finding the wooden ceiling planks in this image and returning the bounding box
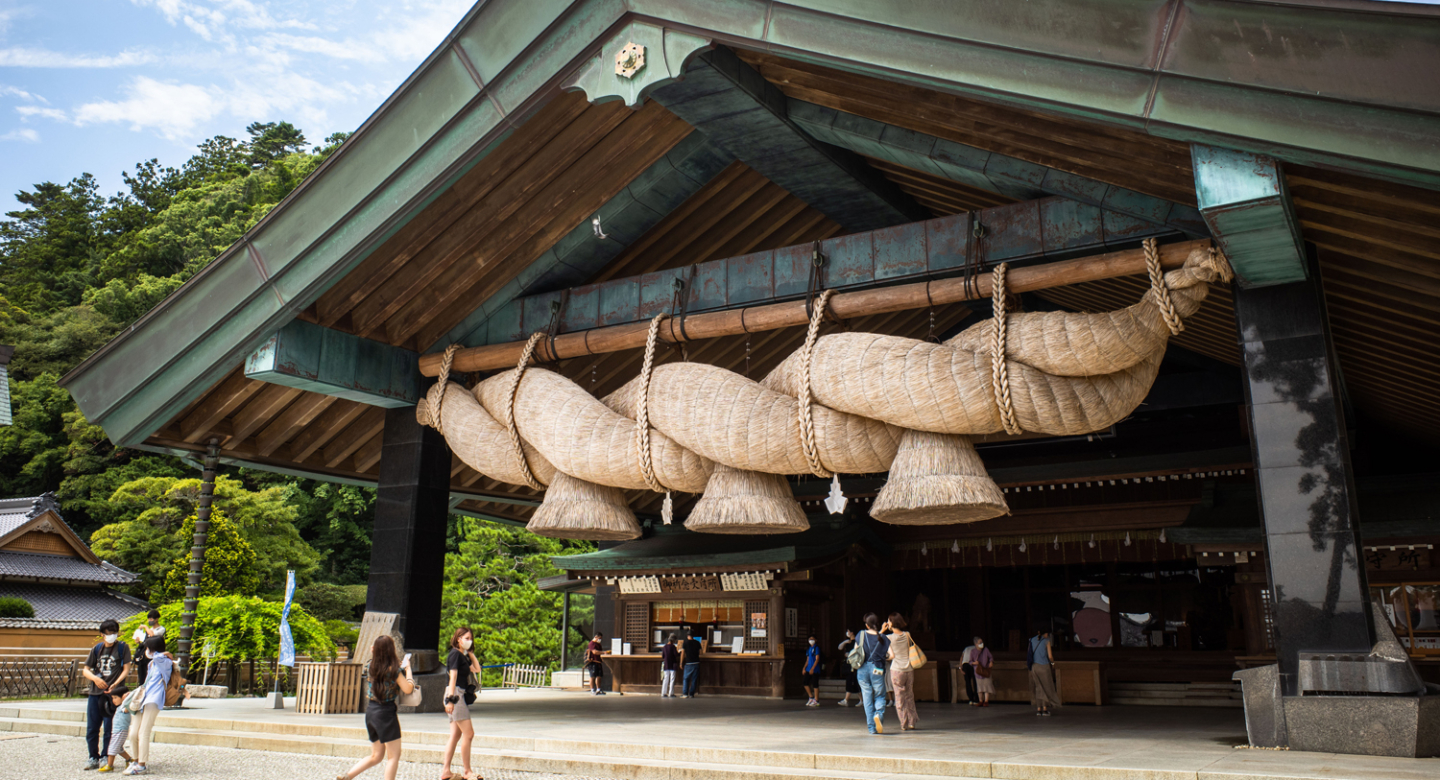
[735,50,1197,207]
[865,157,1015,215]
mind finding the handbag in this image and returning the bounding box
[397,668,422,708]
[905,632,927,670]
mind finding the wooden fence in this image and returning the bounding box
[0,659,81,699]
[499,664,550,689]
[295,663,364,714]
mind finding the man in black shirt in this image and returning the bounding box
[81,619,131,770]
[681,630,702,698]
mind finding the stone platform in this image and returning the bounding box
[4,690,1437,780]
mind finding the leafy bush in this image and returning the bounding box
[323,619,359,649]
[120,596,335,665]
[0,596,34,618]
[295,582,367,623]
[156,510,259,602]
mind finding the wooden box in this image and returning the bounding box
[296,662,364,714]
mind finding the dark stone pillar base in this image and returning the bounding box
[1284,695,1439,758]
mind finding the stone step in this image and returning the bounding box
[1109,697,1243,708]
[0,716,981,780]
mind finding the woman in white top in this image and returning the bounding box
[885,613,919,731]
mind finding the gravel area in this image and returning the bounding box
[8,733,604,780]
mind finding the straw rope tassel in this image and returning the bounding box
[799,290,834,478]
[989,263,1023,436]
[636,314,674,522]
[1144,238,1185,336]
[425,344,459,429]
[504,333,547,490]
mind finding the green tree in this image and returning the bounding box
[295,582,367,622]
[0,175,107,313]
[246,121,308,168]
[0,597,34,618]
[92,475,320,599]
[120,596,336,671]
[157,510,259,601]
[440,520,594,685]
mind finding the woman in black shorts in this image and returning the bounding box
[338,635,415,780]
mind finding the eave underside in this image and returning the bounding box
[140,51,1440,509]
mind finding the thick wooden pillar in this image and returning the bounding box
[365,406,450,670]
[1234,260,1374,695]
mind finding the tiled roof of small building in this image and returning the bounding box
[0,494,57,538]
[0,550,136,585]
[0,582,148,625]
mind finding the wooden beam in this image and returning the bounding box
[255,393,339,457]
[322,406,386,468]
[422,238,1212,375]
[228,385,303,444]
[288,400,368,462]
[352,432,385,473]
[179,369,263,443]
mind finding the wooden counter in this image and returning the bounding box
[602,654,785,698]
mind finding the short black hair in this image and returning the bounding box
[143,635,166,653]
[147,609,161,620]
[593,631,603,638]
[109,685,129,699]
[99,619,119,634]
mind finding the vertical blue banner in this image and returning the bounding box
[278,570,296,668]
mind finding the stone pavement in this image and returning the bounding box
[4,690,1437,780]
[6,732,601,779]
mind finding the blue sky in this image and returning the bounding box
[0,0,473,214]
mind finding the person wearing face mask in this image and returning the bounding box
[126,635,173,775]
[442,626,481,780]
[801,635,823,706]
[972,636,995,707]
[82,619,132,771]
[959,636,980,705]
[131,610,165,686]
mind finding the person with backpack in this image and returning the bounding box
[82,618,131,771]
[852,613,890,734]
[125,635,174,775]
[884,613,921,731]
[1028,627,1060,716]
[835,631,860,707]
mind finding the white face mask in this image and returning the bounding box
[460,638,473,651]
[146,650,155,660]
[809,639,816,646]
[976,642,984,649]
[103,634,118,644]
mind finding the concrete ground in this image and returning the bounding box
[5,731,599,779]
[5,690,1437,780]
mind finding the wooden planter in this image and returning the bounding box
[295,662,363,714]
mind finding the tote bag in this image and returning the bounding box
[905,632,927,670]
[397,668,422,708]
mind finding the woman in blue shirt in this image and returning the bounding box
[125,636,172,775]
[857,613,890,734]
[801,635,823,707]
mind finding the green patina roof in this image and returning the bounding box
[59,0,1440,470]
[552,520,889,572]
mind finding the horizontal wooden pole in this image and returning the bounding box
[420,239,1211,376]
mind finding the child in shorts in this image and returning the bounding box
[100,685,140,773]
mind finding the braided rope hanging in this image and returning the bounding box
[425,344,460,429]
[989,262,1023,436]
[504,333,547,490]
[1144,238,1185,336]
[798,289,834,478]
[636,313,675,522]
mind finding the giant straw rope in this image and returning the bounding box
[417,241,1232,539]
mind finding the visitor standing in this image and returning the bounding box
[835,631,859,707]
[660,634,680,698]
[960,637,980,705]
[801,635,823,706]
[101,685,138,773]
[124,636,171,775]
[857,613,889,735]
[585,632,607,696]
[1028,627,1059,716]
[972,636,994,707]
[82,619,131,771]
[681,629,702,698]
[885,613,918,731]
[338,635,416,780]
[441,627,481,780]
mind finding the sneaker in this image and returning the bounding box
[85,758,101,771]
[98,766,113,774]
[122,766,146,776]
[873,715,884,734]
[597,690,606,696]
[837,699,848,706]
[1043,710,1052,717]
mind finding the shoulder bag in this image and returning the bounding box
[905,632,928,670]
[397,668,422,708]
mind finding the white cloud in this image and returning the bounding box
[73,77,222,139]
[0,85,44,102]
[263,32,378,62]
[0,128,39,142]
[16,105,66,120]
[0,48,156,68]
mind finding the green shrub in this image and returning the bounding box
[120,596,335,664]
[295,582,366,622]
[0,597,34,618]
[323,619,359,649]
